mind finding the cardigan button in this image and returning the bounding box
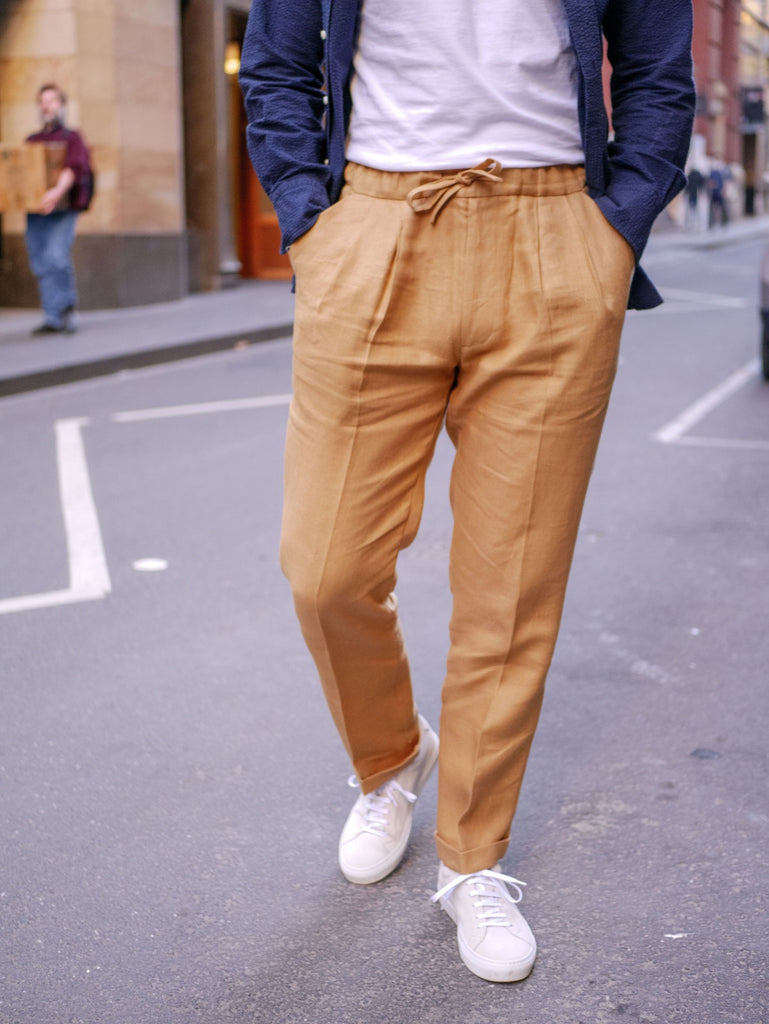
[320,29,327,39]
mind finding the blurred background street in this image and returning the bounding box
[0,233,767,1024]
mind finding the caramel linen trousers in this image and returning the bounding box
[282,161,635,874]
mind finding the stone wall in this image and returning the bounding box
[0,0,188,308]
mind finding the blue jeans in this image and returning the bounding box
[25,211,79,327]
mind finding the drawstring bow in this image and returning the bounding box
[406,158,503,223]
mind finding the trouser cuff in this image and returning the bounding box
[435,833,510,874]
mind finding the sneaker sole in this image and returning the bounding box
[439,898,537,983]
[339,723,439,885]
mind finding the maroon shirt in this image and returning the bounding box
[26,120,89,177]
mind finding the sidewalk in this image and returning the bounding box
[646,210,769,254]
[1,213,768,398]
[0,279,295,397]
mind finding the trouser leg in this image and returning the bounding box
[25,212,78,325]
[281,175,455,792]
[25,215,51,321]
[434,180,635,872]
[47,212,78,317]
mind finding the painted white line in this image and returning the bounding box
[132,558,169,572]
[1,393,289,616]
[58,419,111,596]
[111,393,292,423]
[654,360,760,444]
[629,288,750,316]
[663,435,769,452]
[659,287,748,308]
[0,418,111,616]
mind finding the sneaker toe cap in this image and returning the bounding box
[339,830,407,881]
[461,925,537,982]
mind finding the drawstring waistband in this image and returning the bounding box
[406,159,503,223]
[344,161,586,204]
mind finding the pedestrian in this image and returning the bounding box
[25,83,90,335]
[685,165,705,231]
[707,162,729,229]
[240,0,695,984]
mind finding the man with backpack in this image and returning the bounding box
[25,83,92,335]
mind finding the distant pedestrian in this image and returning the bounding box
[25,84,90,335]
[240,0,695,984]
[685,166,705,230]
[707,164,729,229]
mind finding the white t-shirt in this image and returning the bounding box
[346,0,584,170]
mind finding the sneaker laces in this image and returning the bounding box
[431,868,527,927]
[347,774,417,837]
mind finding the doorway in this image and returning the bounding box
[227,10,291,280]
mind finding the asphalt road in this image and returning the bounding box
[1,238,767,1024]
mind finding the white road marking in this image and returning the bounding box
[654,359,761,445]
[2,392,291,616]
[659,287,748,308]
[132,558,169,572]
[111,393,292,423]
[660,435,769,452]
[628,287,749,315]
[0,418,111,616]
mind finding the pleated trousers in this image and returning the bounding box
[282,161,635,873]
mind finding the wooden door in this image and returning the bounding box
[233,75,292,280]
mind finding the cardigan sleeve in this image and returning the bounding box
[239,0,333,250]
[596,0,695,261]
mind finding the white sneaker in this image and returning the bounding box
[432,862,537,983]
[338,714,439,884]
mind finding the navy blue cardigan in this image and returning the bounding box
[240,0,695,309]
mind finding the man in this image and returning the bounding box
[707,162,730,229]
[25,83,89,335]
[240,0,694,983]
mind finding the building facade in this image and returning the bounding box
[689,0,769,214]
[692,0,743,164]
[0,0,287,310]
[739,1,769,212]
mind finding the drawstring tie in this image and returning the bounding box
[406,158,503,223]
